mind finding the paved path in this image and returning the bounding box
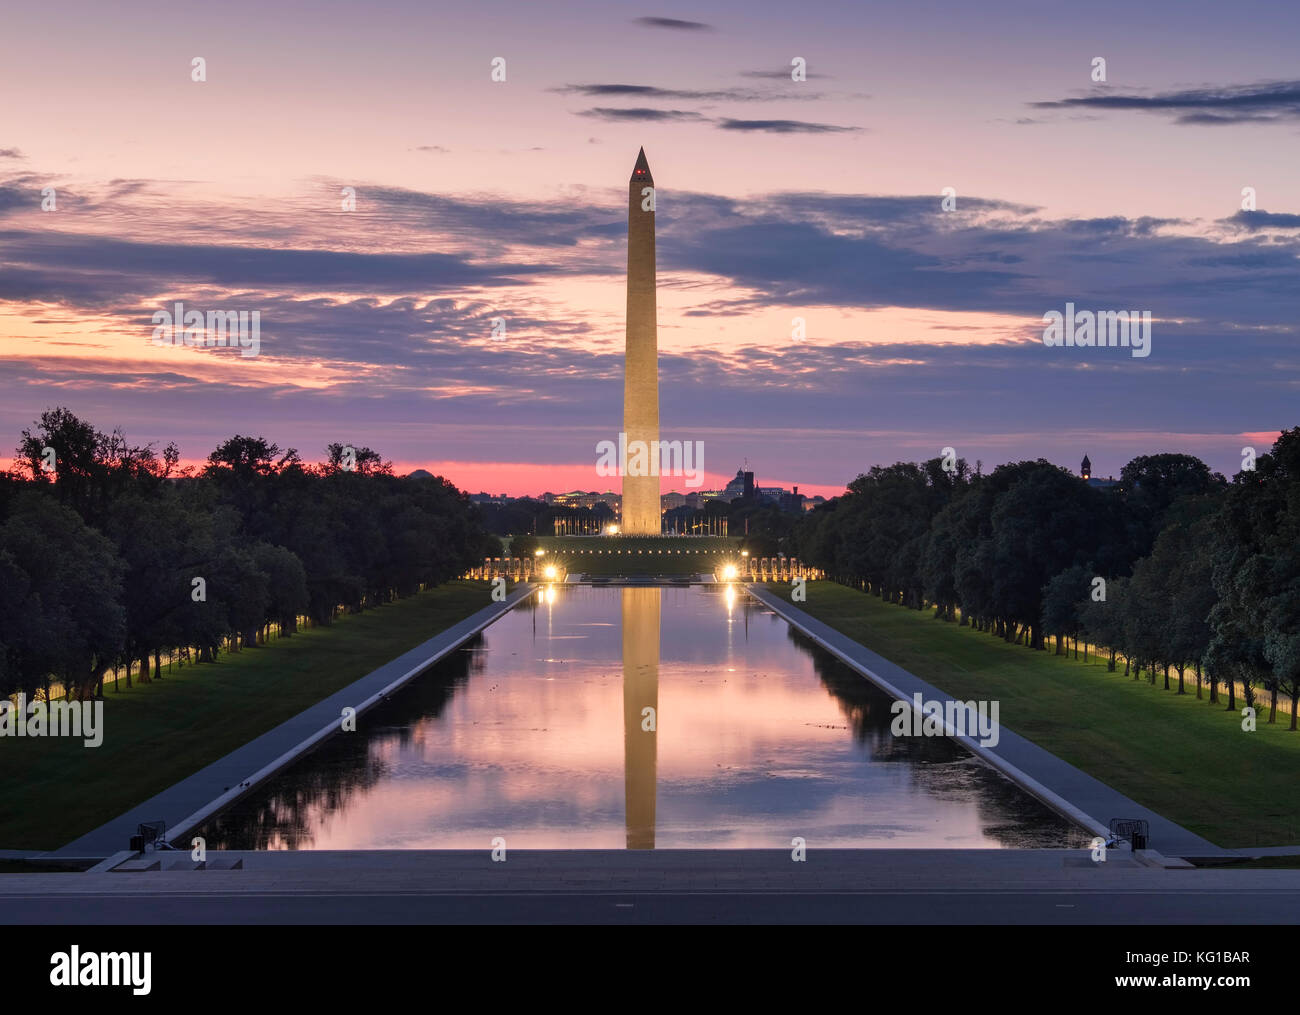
[48,585,534,859]
[3,850,1296,924]
[746,586,1232,860]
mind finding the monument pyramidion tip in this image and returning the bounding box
[631,146,653,185]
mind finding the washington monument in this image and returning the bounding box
[622,147,660,535]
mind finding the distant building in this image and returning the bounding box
[551,489,621,510]
[1080,454,1118,489]
[779,486,806,512]
[495,469,823,513]
[661,491,687,511]
[550,490,590,507]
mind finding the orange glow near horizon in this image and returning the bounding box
[0,453,846,500]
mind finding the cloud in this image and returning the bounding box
[319,184,624,254]
[6,181,1298,333]
[741,69,830,81]
[632,17,712,30]
[0,173,66,217]
[576,107,708,123]
[568,110,860,132]
[3,317,1291,492]
[2,175,1298,488]
[1227,210,1300,230]
[559,84,724,99]
[716,118,862,134]
[0,229,559,302]
[556,83,819,102]
[0,185,33,215]
[105,179,151,199]
[1031,79,1300,125]
[0,148,25,160]
[413,145,449,153]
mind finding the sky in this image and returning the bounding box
[2,0,1298,497]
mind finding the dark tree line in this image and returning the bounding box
[783,430,1300,729]
[0,408,496,702]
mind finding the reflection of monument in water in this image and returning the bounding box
[621,586,659,848]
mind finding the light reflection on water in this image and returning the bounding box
[199,585,1088,850]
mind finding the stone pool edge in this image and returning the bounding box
[745,584,1233,862]
[46,583,536,859]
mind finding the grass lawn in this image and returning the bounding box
[764,581,1300,850]
[0,580,491,851]
[536,535,740,575]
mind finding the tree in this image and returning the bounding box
[1118,453,1223,560]
[985,462,1105,649]
[509,534,539,559]
[2,414,492,692]
[1042,565,1092,656]
[1227,428,1300,727]
[1162,516,1218,695]
[321,443,392,477]
[105,490,198,684]
[921,500,966,622]
[205,435,294,477]
[15,407,167,522]
[1128,549,1174,687]
[251,543,309,637]
[1080,576,1129,672]
[0,493,126,699]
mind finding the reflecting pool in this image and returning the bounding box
[199,585,1088,849]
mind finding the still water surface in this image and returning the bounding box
[200,585,1087,849]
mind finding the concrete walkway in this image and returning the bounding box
[47,584,534,859]
[746,586,1234,860]
[4,849,1297,924]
